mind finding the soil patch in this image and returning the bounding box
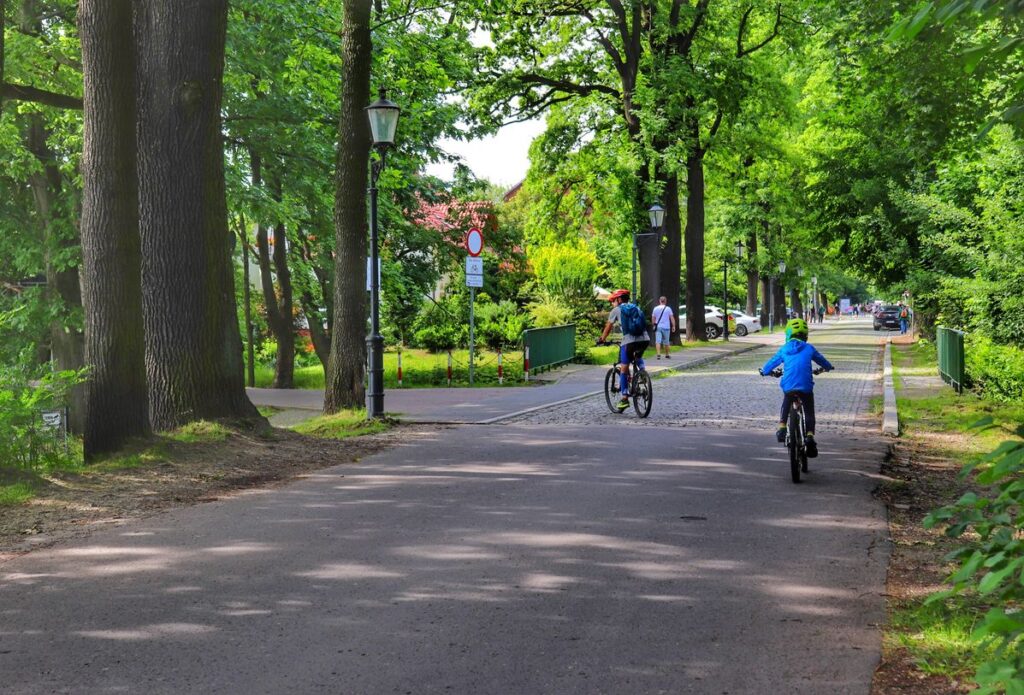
[0,423,435,561]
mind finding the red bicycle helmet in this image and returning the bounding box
[608,289,630,302]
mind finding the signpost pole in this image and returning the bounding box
[469,287,475,385]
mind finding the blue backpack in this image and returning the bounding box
[619,302,648,337]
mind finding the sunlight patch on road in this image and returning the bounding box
[293,562,404,580]
[75,622,218,640]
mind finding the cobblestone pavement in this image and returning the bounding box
[510,320,883,435]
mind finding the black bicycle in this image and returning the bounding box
[766,366,825,483]
[598,342,653,418]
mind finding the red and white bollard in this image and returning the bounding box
[397,348,403,388]
[523,345,530,382]
[497,349,504,385]
[447,350,453,387]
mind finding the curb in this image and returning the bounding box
[477,342,766,425]
[882,340,899,436]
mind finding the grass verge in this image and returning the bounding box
[291,409,392,440]
[874,339,1024,692]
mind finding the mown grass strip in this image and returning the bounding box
[291,409,392,440]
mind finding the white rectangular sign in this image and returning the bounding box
[465,274,483,288]
[465,258,484,275]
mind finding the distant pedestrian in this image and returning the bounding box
[898,303,910,335]
[651,296,676,359]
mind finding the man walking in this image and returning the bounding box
[651,296,676,359]
[898,303,911,335]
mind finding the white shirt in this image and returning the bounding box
[652,305,674,329]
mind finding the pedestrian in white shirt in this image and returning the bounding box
[651,296,676,359]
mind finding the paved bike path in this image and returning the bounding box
[247,338,772,424]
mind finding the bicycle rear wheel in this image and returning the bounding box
[788,407,802,483]
[604,367,621,414]
[632,368,653,418]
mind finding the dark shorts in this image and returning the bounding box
[619,341,649,364]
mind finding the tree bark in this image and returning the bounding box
[683,144,706,342]
[324,0,372,413]
[135,0,258,430]
[773,278,787,326]
[78,0,150,456]
[790,286,802,316]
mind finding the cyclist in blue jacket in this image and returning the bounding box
[759,318,834,457]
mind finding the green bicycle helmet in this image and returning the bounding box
[785,317,809,341]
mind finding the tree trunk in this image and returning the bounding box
[745,230,758,316]
[657,172,682,341]
[24,116,87,435]
[324,0,372,413]
[773,278,787,326]
[78,0,150,457]
[683,144,706,342]
[759,276,770,328]
[251,155,295,389]
[135,0,258,430]
[790,287,802,316]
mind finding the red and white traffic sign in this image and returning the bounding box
[465,227,484,257]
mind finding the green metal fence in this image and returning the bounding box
[937,326,965,393]
[522,324,576,378]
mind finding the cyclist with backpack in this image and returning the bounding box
[758,318,834,458]
[598,289,649,413]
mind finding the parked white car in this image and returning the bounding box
[729,310,761,336]
[680,306,736,340]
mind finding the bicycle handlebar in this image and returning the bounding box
[760,367,831,378]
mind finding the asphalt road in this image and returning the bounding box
[1,321,889,694]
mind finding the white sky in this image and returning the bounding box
[425,117,546,188]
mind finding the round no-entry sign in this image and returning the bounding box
[466,227,484,257]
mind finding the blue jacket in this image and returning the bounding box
[760,339,834,393]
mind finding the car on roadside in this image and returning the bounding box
[873,305,901,331]
[728,310,761,336]
[680,306,736,340]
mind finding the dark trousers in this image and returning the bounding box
[780,391,816,435]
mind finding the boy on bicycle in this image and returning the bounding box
[598,289,649,413]
[758,318,834,457]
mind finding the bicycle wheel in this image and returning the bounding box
[788,407,802,483]
[604,367,621,414]
[632,368,653,418]
[798,408,809,473]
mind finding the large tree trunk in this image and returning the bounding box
[683,144,706,342]
[78,0,150,457]
[657,172,682,342]
[135,0,257,430]
[790,287,802,316]
[745,230,758,316]
[324,0,372,413]
[24,118,86,435]
[773,278,787,328]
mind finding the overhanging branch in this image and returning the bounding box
[1,82,83,110]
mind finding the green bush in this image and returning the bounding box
[925,420,1024,694]
[966,335,1024,403]
[530,243,601,307]
[0,363,84,469]
[411,296,467,352]
[475,298,530,349]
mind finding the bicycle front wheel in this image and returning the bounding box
[788,407,802,483]
[604,367,621,414]
[632,369,653,418]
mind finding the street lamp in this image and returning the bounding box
[723,240,744,342]
[365,89,400,419]
[632,203,665,300]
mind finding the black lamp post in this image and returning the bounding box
[811,275,818,323]
[723,240,744,341]
[632,203,665,300]
[365,89,400,419]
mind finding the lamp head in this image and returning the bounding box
[648,203,665,231]
[366,89,400,147]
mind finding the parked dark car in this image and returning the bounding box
[873,305,901,331]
